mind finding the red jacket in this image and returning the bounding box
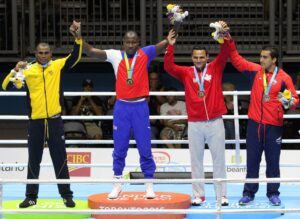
[164,43,229,121]
[227,40,299,126]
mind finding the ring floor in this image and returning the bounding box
[2,183,300,219]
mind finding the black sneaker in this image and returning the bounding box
[19,198,37,208]
[63,197,76,208]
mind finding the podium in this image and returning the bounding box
[88,192,191,219]
[187,201,285,219]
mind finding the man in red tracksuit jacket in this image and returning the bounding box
[164,25,230,206]
[227,37,299,206]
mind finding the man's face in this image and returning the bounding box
[123,34,140,55]
[192,50,208,70]
[149,73,159,90]
[35,45,52,65]
[260,50,276,71]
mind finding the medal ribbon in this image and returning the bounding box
[194,64,208,93]
[263,66,278,95]
[124,51,138,81]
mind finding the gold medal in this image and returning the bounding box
[127,79,134,86]
[263,94,270,102]
[198,91,205,98]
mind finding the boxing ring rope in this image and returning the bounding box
[0,91,300,218]
[1,208,300,215]
[1,114,300,120]
[1,178,300,217]
[1,163,300,168]
[0,89,299,167]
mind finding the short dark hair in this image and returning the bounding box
[36,42,51,50]
[261,45,279,65]
[192,46,208,56]
[123,30,140,41]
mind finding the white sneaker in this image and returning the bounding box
[108,176,122,199]
[221,196,229,206]
[145,183,156,199]
[191,196,206,206]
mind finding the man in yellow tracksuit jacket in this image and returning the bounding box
[2,29,82,208]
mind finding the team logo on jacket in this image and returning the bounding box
[193,74,212,83]
[48,70,53,75]
[276,137,282,144]
[204,74,212,81]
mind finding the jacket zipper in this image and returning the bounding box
[260,92,264,123]
[203,98,209,120]
[42,67,49,118]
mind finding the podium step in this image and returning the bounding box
[88,192,191,219]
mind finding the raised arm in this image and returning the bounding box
[154,38,169,55]
[62,37,83,70]
[82,41,107,61]
[226,39,261,73]
[163,29,187,81]
[70,20,107,61]
[209,40,230,72]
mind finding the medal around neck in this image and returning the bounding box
[126,79,134,86]
[262,67,278,102]
[124,52,138,87]
[194,65,208,99]
[263,94,270,102]
[198,91,205,98]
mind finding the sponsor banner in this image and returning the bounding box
[67,152,91,177]
[0,148,299,180]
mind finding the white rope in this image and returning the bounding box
[0,139,243,144]
[0,91,249,97]
[1,91,299,97]
[1,163,300,168]
[1,91,299,217]
[2,178,300,184]
[1,208,300,215]
[1,114,300,120]
[1,177,300,215]
[0,91,187,96]
[2,139,300,144]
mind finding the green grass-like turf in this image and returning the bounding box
[3,199,90,219]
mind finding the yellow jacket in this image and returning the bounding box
[2,38,82,120]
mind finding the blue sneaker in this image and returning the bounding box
[269,195,281,206]
[239,196,253,206]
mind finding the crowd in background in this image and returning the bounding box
[62,71,300,149]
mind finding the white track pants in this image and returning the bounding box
[188,117,227,197]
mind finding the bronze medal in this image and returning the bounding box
[263,94,270,102]
[126,79,134,86]
[198,91,205,98]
